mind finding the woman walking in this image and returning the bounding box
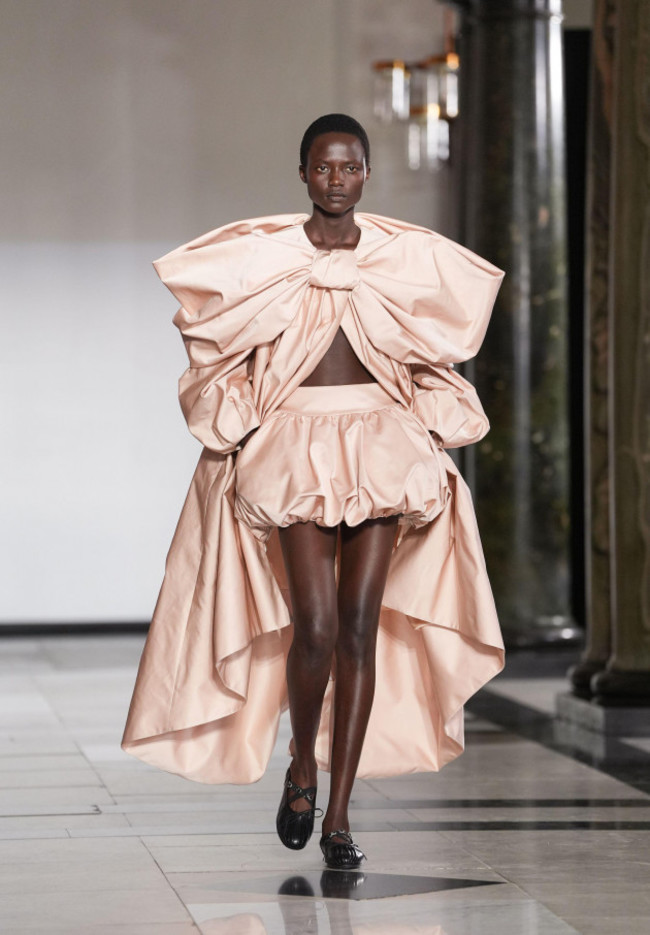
[122,114,505,869]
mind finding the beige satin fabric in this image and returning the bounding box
[121,213,505,783]
[234,382,448,536]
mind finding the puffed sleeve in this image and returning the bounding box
[410,362,489,448]
[152,215,313,454]
[173,305,260,454]
[355,225,505,365]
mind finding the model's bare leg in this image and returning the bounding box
[278,521,338,811]
[322,516,398,835]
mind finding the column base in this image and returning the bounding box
[567,658,607,699]
[590,669,650,707]
[502,615,582,649]
[556,691,650,735]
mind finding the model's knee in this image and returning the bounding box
[292,613,338,665]
[337,603,380,664]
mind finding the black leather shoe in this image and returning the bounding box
[319,829,366,868]
[276,767,321,850]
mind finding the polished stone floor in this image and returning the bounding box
[0,635,649,934]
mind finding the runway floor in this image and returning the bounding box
[0,635,648,934]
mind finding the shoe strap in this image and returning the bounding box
[285,772,317,806]
[322,829,354,845]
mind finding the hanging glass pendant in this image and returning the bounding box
[405,53,458,171]
[441,51,459,119]
[372,60,411,123]
[372,7,460,172]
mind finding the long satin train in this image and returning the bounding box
[121,439,503,783]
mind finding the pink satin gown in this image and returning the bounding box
[121,213,506,784]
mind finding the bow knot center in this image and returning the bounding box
[309,250,360,290]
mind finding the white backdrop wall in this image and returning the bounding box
[1,0,449,622]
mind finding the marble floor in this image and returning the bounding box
[0,635,649,934]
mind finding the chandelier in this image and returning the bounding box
[371,16,459,171]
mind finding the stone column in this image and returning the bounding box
[591,0,650,704]
[569,0,615,698]
[456,0,577,646]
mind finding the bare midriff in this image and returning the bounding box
[299,327,376,386]
[299,224,375,387]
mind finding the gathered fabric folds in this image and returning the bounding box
[121,213,506,783]
[234,383,448,537]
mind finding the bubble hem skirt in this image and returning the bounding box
[234,382,447,539]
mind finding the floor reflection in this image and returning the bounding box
[278,874,449,934]
[196,872,500,933]
[223,869,497,902]
[204,896,448,935]
[278,884,447,935]
[283,870,496,901]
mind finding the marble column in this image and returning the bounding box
[569,0,615,698]
[591,0,650,704]
[456,0,576,646]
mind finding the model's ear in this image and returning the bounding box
[365,165,372,181]
[299,165,307,183]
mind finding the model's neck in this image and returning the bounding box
[303,206,360,250]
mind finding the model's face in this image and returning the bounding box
[299,132,370,214]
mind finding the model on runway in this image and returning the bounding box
[122,114,505,871]
[258,116,405,869]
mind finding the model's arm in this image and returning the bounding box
[177,342,261,455]
[410,362,489,448]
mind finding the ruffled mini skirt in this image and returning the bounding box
[234,382,448,539]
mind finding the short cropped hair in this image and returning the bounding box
[300,114,371,167]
